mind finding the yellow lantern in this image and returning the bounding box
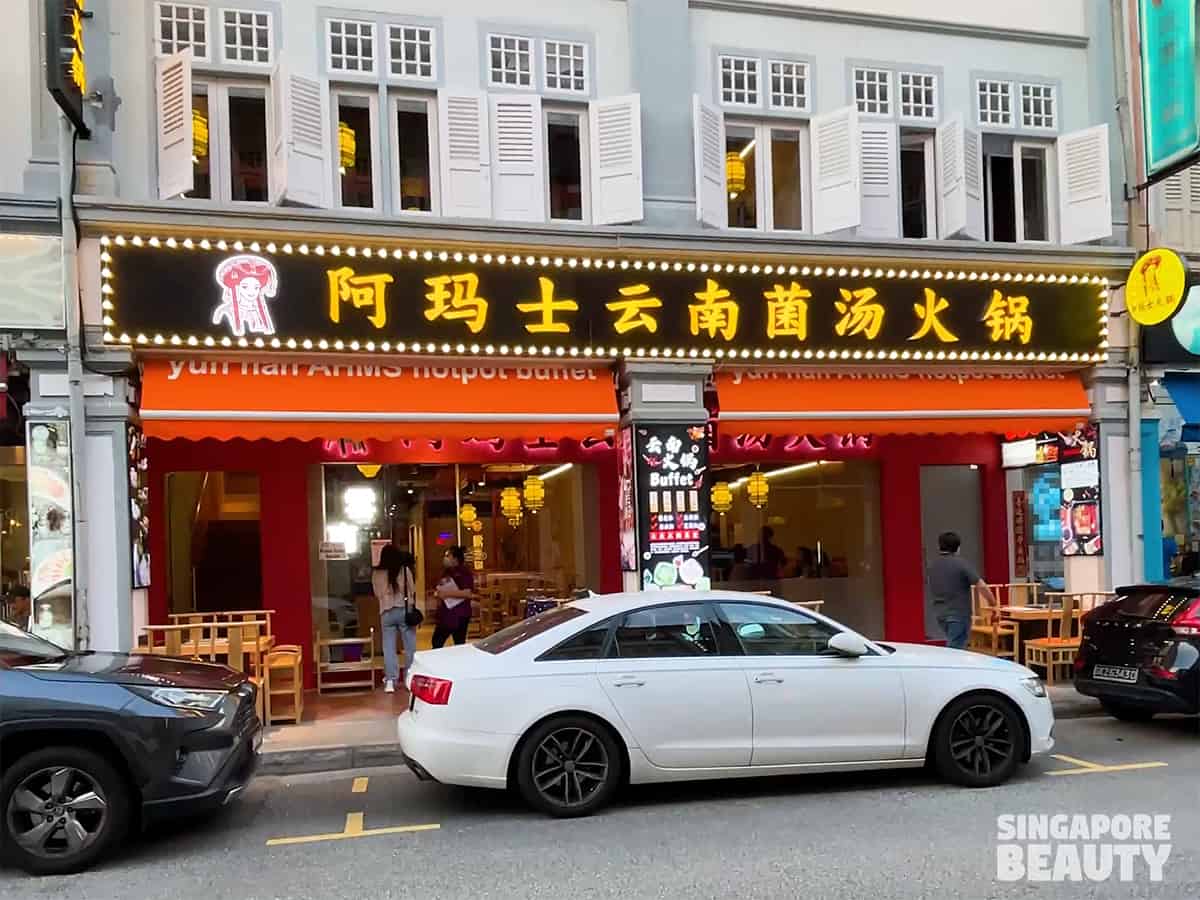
[747,471,769,509]
[523,475,545,513]
[500,486,523,526]
[459,502,477,525]
[725,151,746,196]
[355,464,381,479]
[470,519,483,533]
[338,121,356,170]
[192,108,209,160]
[711,481,733,516]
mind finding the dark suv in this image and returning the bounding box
[0,621,261,875]
[1075,582,1200,721]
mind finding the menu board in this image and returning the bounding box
[633,423,711,591]
[1060,458,1102,556]
[26,421,74,647]
[618,426,637,572]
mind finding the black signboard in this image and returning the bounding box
[103,239,1107,361]
[1143,286,1200,364]
[631,423,711,591]
[45,0,89,138]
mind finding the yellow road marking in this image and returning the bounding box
[1051,754,1104,770]
[351,777,369,794]
[345,812,364,834]
[266,821,440,847]
[1048,761,1169,777]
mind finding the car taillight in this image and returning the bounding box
[410,674,453,705]
[1170,597,1200,636]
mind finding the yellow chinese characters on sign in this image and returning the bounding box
[690,279,739,340]
[327,267,393,329]
[69,7,86,93]
[764,282,811,341]
[910,288,959,343]
[983,291,1034,344]
[1125,248,1187,326]
[424,272,489,333]
[835,287,884,340]
[518,277,578,334]
[607,284,662,335]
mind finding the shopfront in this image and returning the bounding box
[99,228,1109,678]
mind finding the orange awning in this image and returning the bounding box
[715,370,1091,436]
[140,360,618,442]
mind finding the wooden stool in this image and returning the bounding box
[266,645,304,724]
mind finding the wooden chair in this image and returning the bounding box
[265,645,304,724]
[226,622,269,723]
[1025,594,1082,685]
[313,628,376,694]
[969,586,1017,659]
[141,624,187,657]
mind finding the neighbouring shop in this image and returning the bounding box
[99,228,1110,678]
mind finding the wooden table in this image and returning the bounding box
[1000,606,1082,665]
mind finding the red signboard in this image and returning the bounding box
[1012,490,1029,579]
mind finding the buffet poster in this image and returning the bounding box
[633,423,711,591]
[1059,424,1102,557]
[26,421,74,647]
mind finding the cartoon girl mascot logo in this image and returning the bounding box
[213,254,279,337]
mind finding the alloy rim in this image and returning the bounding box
[531,727,611,808]
[6,767,109,859]
[948,704,1015,777]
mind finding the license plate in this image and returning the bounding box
[1093,665,1139,684]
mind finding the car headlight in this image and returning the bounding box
[134,686,229,711]
[1020,676,1047,698]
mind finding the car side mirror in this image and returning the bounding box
[828,632,869,658]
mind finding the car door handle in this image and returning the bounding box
[754,673,784,684]
[613,679,645,688]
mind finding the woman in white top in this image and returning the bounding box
[372,544,417,693]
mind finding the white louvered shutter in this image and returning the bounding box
[1189,169,1200,251]
[437,90,491,218]
[589,94,643,224]
[1160,171,1187,248]
[270,69,330,208]
[858,122,899,238]
[936,115,983,239]
[692,94,726,228]
[810,105,861,234]
[962,126,985,240]
[155,49,193,200]
[1057,124,1112,244]
[489,94,545,222]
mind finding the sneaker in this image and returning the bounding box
[384,679,395,694]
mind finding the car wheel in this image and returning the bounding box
[1101,701,1155,723]
[0,746,130,876]
[933,695,1024,788]
[516,716,621,818]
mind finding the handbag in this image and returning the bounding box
[402,569,424,627]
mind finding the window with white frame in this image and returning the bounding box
[768,60,808,112]
[726,120,808,231]
[899,71,937,121]
[720,55,760,107]
[327,19,376,74]
[157,3,209,60]
[189,79,271,202]
[977,79,1013,127]
[899,132,937,238]
[545,40,587,93]
[389,24,435,80]
[391,94,437,213]
[545,105,589,221]
[853,67,891,116]
[221,8,272,65]
[333,91,378,209]
[489,34,533,88]
[1020,83,1056,130]
[984,138,1055,242]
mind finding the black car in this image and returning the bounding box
[1074,582,1200,721]
[0,621,260,875]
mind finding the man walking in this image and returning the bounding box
[927,531,994,651]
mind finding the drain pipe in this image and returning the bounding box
[1128,321,1144,584]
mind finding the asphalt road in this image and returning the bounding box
[2,716,1198,900]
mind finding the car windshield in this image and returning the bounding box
[0,620,70,667]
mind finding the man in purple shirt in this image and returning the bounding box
[432,545,475,648]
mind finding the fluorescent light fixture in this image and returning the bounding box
[541,463,574,481]
[731,461,822,489]
[343,485,378,525]
[325,521,359,556]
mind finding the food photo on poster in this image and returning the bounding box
[1060,458,1102,556]
[633,424,711,590]
[26,421,74,647]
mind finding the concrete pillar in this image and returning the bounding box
[627,0,697,229]
[618,362,712,592]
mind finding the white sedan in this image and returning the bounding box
[398,591,1054,817]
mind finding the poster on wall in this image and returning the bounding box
[1012,491,1029,578]
[618,426,637,572]
[26,421,74,647]
[127,424,151,589]
[633,424,711,591]
[1060,457,1102,557]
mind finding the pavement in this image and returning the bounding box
[3,715,1195,900]
[255,683,1105,777]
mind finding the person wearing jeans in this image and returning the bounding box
[927,530,994,651]
[373,544,417,693]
